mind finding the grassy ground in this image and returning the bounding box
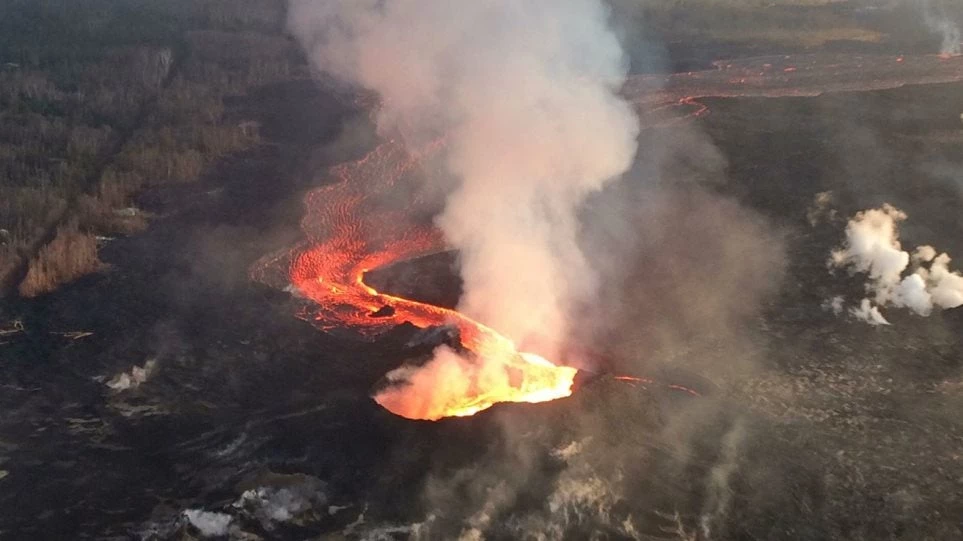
[0,0,305,296]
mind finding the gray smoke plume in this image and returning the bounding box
[918,0,962,56]
[288,1,639,361]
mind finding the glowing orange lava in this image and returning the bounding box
[261,137,577,421]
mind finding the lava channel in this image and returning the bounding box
[624,52,963,119]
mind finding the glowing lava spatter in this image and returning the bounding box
[256,137,577,421]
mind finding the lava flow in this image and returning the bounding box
[624,53,963,117]
[253,137,577,421]
[254,52,963,421]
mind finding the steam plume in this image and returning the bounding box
[829,204,963,324]
[918,0,961,56]
[288,2,638,360]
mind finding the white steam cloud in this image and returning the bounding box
[182,509,232,538]
[288,0,639,359]
[829,204,963,324]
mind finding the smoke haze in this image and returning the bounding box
[918,0,962,56]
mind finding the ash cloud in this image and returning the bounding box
[288,0,639,362]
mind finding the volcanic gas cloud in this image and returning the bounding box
[282,0,639,420]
